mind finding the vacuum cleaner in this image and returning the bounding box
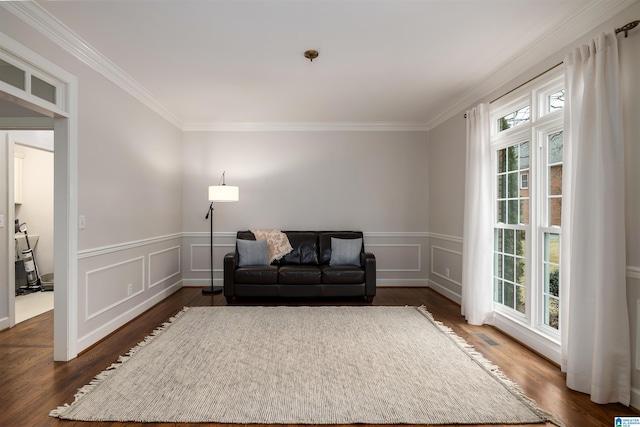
[15,219,42,294]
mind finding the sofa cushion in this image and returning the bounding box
[234,266,279,284]
[321,266,366,284]
[278,266,321,284]
[319,232,364,265]
[237,239,269,266]
[280,232,319,265]
[330,237,363,266]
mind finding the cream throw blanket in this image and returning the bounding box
[250,229,293,262]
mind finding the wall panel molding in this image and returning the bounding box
[149,245,181,289]
[190,243,236,273]
[77,280,182,351]
[366,243,421,272]
[85,256,144,321]
[430,245,463,287]
[76,234,183,352]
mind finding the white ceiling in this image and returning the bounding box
[27,0,635,129]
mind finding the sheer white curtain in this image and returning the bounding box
[561,32,630,405]
[461,103,494,325]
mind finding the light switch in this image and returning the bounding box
[0,214,4,228]
[79,215,86,229]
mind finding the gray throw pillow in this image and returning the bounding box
[329,237,362,266]
[237,239,269,266]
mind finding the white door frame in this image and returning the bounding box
[1,32,79,361]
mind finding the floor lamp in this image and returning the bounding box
[203,171,239,295]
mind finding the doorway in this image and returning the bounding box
[11,133,55,323]
[0,91,76,360]
[1,32,78,361]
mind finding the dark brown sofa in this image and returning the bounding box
[223,231,376,303]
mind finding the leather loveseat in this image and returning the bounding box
[223,231,376,303]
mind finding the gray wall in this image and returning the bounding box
[426,115,466,300]
[0,10,184,350]
[181,130,431,287]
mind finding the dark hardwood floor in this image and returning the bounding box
[0,287,636,426]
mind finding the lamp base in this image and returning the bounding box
[202,286,223,295]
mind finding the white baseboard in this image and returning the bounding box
[428,279,461,304]
[77,280,182,352]
[377,279,428,287]
[182,278,221,287]
[183,279,428,288]
[0,316,9,331]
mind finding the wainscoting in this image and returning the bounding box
[427,233,463,304]
[181,232,431,288]
[76,234,183,352]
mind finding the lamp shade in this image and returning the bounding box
[209,185,239,202]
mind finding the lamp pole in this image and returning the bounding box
[203,201,222,295]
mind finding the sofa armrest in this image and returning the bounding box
[363,252,376,297]
[223,252,237,297]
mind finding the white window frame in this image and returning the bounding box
[490,68,564,361]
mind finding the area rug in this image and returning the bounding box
[51,306,561,425]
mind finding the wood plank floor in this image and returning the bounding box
[0,287,636,426]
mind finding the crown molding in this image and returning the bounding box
[2,2,185,129]
[6,0,635,133]
[183,121,429,132]
[425,0,638,130]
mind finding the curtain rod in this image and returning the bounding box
[463,19,639,117]
[616,20,639,37]
[489,62,562,105]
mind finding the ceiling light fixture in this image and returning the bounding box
[304,50,319,62]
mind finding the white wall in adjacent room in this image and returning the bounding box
[14,140,54,276]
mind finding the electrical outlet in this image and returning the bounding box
[0,214,4,228]
[445,268,450,278]
[127,283,133,296]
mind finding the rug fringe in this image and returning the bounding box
[49,307,191,419]
[414,306,565,427]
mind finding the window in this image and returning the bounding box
[0,55,60,108]
[548,90,565,111]
[31,75,57,104]
[491,70,564,338]
[0,58,26,90]
[498,105,530,131]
